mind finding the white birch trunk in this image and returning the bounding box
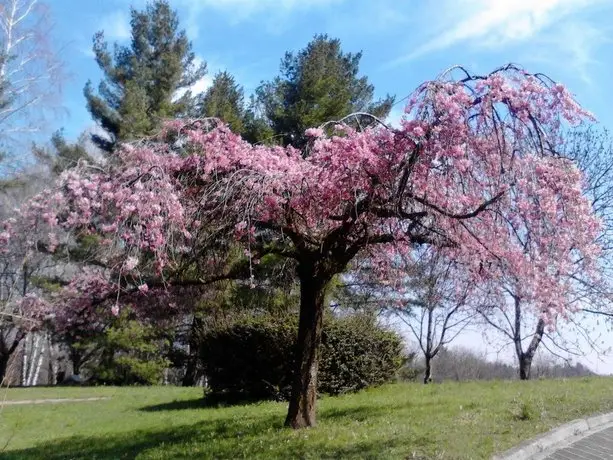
[21,332,29,386]
[25,333,41,386]
[50,341,58,385]
[30,333,46,386]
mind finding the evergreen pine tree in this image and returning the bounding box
[253,34,394,149]
[84,0,206,152]
[197,71,245,134]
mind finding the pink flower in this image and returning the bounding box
[305,127,324,138]
[125,256,139,271]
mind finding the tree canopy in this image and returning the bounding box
[6,64,601,427]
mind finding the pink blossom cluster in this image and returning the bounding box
[17,66,602,324]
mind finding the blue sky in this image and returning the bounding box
[49,0,613,141]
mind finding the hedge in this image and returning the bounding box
[198,311,405,402]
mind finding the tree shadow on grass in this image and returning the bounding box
[139,394,273,412]
[138,398,210,412]
[320,404,395,422]
[0,412,406,460]
[0,414,280,460]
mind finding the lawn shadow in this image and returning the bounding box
[139,394,274,412]
[0,411,406,460]
[139,398,210,412]
[319,397,418,422]
[0,413,282,460]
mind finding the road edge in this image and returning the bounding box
[492,411,613,460]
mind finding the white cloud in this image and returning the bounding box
[98,10,131,41]
[173,57,214,101]
[390,0,610,65]
[385,106,404,129]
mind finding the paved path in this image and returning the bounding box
[544,426,613,459]
[1,397,110,406]
[493,413,613,460]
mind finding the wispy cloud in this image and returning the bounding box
[516,18,612,87]
[98,10,131,42]
[390,0,610,66]
[195,0,342,13]
[176,0,344,38]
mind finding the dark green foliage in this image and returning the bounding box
[196,71,245,134]
[84,0,206,151]
[92,308,170,385]
[252,34,394,149]
[199,311,404,402]
[318,314,407,395]
[33,130,93,175]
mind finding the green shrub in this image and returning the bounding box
[93,309,170,385]
[198,311,405,402]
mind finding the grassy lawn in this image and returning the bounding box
[1,378,612,459]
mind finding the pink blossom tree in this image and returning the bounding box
[12,65,601,428]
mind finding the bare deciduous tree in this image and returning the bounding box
[387,249,476,384]
[0,0,64,159]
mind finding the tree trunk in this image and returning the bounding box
[423,356,432,384]
[284,273,327,429]
[182,316,203,387]
[30,334,46,386]
[517,318,545,381]
[519,354,532,380]
[21,333,29,386]
[71,350,82,376]
[0,354,9,386]
[26,334,42,386]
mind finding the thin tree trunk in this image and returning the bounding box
[30,334,47,386]
[0,354,9,386]
[518,318,545,381]
[284,273,327,429]
[50,349,58,385]
[423,355,432,384]
[70,346,82,376]
[21,333,29,386]
[182,316,203,386]
[27,333,42,386]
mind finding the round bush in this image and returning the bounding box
[198,311,405,402]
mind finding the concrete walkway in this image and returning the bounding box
[544,425,613,459]
[1,397,110,406]
[494,412,613,460]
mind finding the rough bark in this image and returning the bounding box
[284,269,327,429]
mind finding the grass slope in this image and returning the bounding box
[1,378,613,459]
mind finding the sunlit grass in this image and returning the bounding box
[1,377,612,459]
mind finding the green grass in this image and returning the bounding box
[1,378,613,459]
